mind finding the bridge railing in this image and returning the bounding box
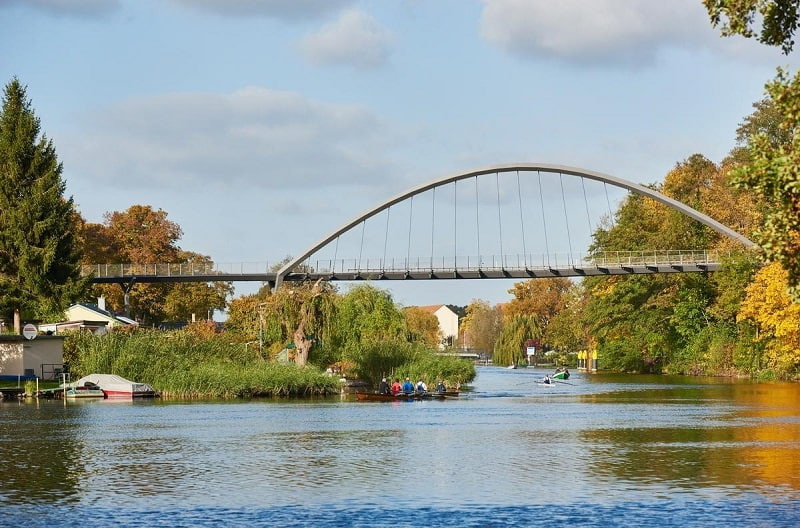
[316,250,722,274]
[81,262,276,278]
[82,250,722,279]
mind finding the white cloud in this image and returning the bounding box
[479,0,752,67]
[299,8,393,69]
[168,0,352,20]
[60,87,396,190]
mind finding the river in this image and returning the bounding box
[1,367,798,527]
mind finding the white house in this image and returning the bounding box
[40,299,138,336]
[417,305,459,349]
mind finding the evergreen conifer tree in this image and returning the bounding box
[0,78,88,330]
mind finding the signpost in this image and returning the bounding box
[22,323,37,340]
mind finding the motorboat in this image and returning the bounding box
[74,374,158,399]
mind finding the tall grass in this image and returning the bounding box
[64,329,341,399]
[345,341,476,388]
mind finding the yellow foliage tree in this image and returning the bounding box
[403,306,441,347]
[738,262,800,375]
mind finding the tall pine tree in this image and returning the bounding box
[0,78,88,331]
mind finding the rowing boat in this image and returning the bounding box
[355,391,458,402]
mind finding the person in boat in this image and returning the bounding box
[416,380,427,393]
[391,379,402,395]
[379,377,390,395]
[436,380,446,393]
[554,367,563,374]
[563,368,570,379]
[402,377,415,394]
[543,375,552,385]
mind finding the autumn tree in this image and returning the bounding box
[738,262,800,376]
[727,69,800,302]
[459,299,503,357]
[0,78,88,329]
[504,277,573,328]
[81,205,184,323]
[162,251,233,322]
[704,0,800,54]
[403,306,441,347]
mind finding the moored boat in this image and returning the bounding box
[74,374,158,399]
[64,383,105,399]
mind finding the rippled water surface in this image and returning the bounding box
[2,367,799,527]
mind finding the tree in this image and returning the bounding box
[459,299,503,356]
[162,252,233,322]
[403,306,441,347]
[261,279,337,366]
[0,78,88,328]
[704,0,800,54]
[82,204,184,322]
[493,314,541,367]
[504,278,573,327]
[738,262,800,375]
[731,69,800,301]
[333,284,406,348]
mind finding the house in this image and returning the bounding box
[39,298,138,336]
[417,305,459,349]
[0,334,65,380]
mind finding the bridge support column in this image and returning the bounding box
[118,278,137,318]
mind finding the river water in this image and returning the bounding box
[1,367,799,527]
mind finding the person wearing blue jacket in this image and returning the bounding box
[402,377,415,394]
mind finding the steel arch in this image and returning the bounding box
[275,163,755,289]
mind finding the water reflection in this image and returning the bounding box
[1,368,799,526]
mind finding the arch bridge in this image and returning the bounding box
[85,163,755,290]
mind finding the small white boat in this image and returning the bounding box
[74,374,158,399]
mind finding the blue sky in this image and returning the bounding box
[2,0,797,309]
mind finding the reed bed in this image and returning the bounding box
[64,330,341,399]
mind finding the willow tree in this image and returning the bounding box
[263,279,337,366]
[493,313,541,367]
[0,78,87,329]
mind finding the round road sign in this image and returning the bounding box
[22,323,38,340]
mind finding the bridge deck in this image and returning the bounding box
[83,251,722,284]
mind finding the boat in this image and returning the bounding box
[552,369,570,380]
[356,391,421,401]
[74,374,158,399]
[64,382,105,399]
[355,391,457,402]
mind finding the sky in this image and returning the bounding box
[2,0,798,310]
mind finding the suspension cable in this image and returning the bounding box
[383,206,390,271]
[560,172,573,263]
[496,172,504,268]
[430,186,436,269]
[453,180,458,270]
[475,176,480,265]
[581,177,593,234]
[333,235,340,273]
[358,220,366,271]
[517,170,527,267]
[538,170,550,267]
[406,196,414,270]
